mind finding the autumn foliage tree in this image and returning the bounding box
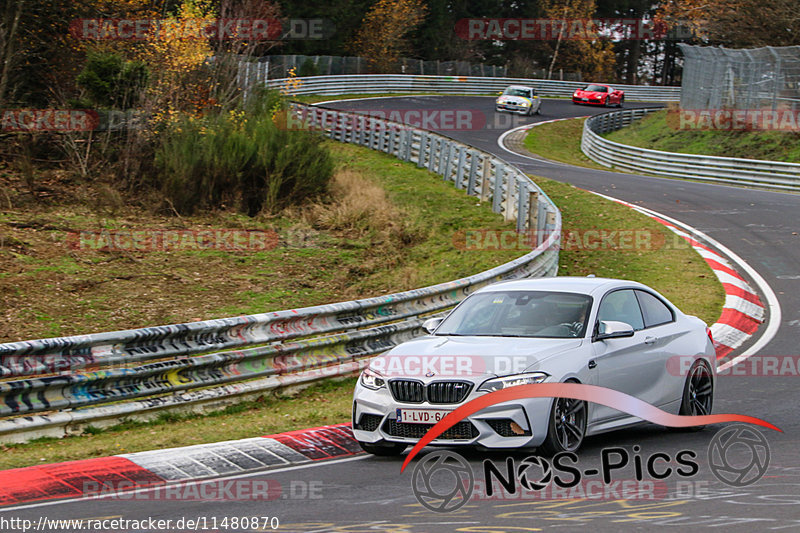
[658,0,800,48]
[351,0,427,73]
[541,0,616,81]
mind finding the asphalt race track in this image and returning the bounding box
[4,97,800,532]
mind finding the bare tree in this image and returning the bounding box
[0,0,24,107]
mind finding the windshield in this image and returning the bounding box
[435,290,593,338]
[503,88,532,97]
[584,84,609,92]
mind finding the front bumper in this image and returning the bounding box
[496,103,532,114]
[352,383,553,448]
[572,96,606,105]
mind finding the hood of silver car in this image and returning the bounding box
[369,336,583,380]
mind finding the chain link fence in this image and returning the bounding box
[263,55,511,78]
[238,55,586,86]
[679,44,800,111]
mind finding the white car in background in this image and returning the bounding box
[495,85,542,115]
[352,277,716,456]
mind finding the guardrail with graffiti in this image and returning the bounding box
[0,102,561,441]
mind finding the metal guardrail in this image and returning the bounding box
[0,103,561,438]
[265,75,680,102]
[581,108,800,191]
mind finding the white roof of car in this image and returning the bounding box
[474,276,648,296]
[505,85,534,90]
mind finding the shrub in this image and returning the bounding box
[297,58,320,77]
[153,93,333,215]
[76,51,148,109]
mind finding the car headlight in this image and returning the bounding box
[520,101,531,106]
[478,372,549,393]
[360,368,386,390]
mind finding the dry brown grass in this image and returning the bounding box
[303,168,424,246]
[305,169,398,232]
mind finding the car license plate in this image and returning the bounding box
[396,408,451,424]
[581,97,588,101]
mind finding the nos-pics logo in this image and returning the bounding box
[411,424,770,512]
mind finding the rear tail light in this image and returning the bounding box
[706,327,714,345]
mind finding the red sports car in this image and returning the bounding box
[572,84,624,107]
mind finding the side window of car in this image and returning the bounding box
[635,290,674,328]
[597,289,645,331]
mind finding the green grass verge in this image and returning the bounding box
[523,117,608,170]
[1,145,724,470]
[530,174,724,325]
[0,142,520,342]
[605,109,800,162]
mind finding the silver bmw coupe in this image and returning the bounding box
[352,277,716,455]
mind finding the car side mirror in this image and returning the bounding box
[422,317,444,334]
[593,320,635,341]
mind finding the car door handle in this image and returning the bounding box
[588,360,597,369]
[644,336,657,345]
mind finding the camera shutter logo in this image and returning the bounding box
[708,424,770,487]
[517,456,553,491]
[411,450,474,512]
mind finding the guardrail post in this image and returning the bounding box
[339,113,350,143]
[480,156,492,202]
[504,173,516,222]
[359,116,368,145]
[493,163,505,214]
[399,130,407,160]
[467,151,478,195]
[455,146,466,189]
[417,132,428,168]
[546,211,557,237]
[368,118,378,149]
[438,140,449,177]
[335,112,345,141]
[322,110,331,134]
[528,190,539,241]
[428,137,438,172]
[387,126,396,155]
[443,142,453,181]
[411,132,422,165]
[383,125,391,153]
[404,130,414,161]
[516,181,527,233]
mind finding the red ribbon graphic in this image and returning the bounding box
[400,382,781,472]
